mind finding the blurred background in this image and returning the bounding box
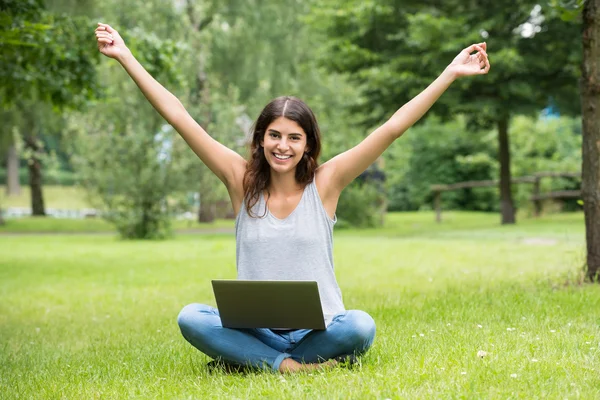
[0,0,588,237]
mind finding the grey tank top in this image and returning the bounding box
[235,180,345,326]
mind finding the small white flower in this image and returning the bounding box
[510,373,518,378]
[567,323,571,327]
[531,359,538,362]
[586,341,591,344]
[522,317,526,320]
[157,329,161,332]
[477,324,483,328]
[440,367,445,370]
[431,329,435,332]
[591,348,596,350]
[419,333,425,337]
[461,371,467,375]
[477,350,487,358]
[447,323,451,326]
[412,335,416,338]
[550,330,556,333]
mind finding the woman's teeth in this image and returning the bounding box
[274,154,292,160]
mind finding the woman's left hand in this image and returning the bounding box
[447,42,490,78]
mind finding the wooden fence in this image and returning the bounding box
[431,172,581,222]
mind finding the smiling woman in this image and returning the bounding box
[95,21,490,373]
[244,98,321,219]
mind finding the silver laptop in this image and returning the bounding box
[211,280,326,330]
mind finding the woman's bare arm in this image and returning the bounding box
[320,43,490,193]
[95,23,246,188]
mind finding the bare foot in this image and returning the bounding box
[278,358,338,373]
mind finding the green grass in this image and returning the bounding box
[0,216,235,233]
[0,185,92,209]
[1,212,598,398]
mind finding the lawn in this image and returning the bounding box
[1,212,598,399]
[0,185,92,210]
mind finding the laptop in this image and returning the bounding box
[211,280,326,330]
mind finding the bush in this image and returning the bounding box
[336,180,386,229]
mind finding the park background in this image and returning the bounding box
[1,0,599,398]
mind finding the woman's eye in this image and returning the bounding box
[270,133,279,138]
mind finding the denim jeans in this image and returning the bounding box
[177,303,376,372]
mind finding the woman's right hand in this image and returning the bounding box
[95,22,129,61]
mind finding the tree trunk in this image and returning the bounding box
[6,145,21,196]
[24,135,46,216]
[498,116,516,224]
[198,192,216,223]
[582,0,600,281]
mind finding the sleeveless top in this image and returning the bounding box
[235,180,346,326]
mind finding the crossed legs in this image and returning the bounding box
[177,303,376,373]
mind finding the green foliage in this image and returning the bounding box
[0,1,101,108]
[548,0,585,21]
[383,115,582,212]
[385,117,497,211]
[69,114,191,239]
[61,0,197,239]
[336,180,386,228]
[314,0,582,126]
[511,115,582,212]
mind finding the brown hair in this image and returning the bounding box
[243,96,321,217]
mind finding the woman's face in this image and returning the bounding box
[260,117,309,176]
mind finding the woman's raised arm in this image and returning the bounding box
[95,23,246,188]
[320,43,490,193]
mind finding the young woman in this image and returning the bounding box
[95,22,490,374]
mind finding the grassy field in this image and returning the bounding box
[0,216,235,233]
[0,184,235,233]
[0,185,92,210]
[1,212,598,399]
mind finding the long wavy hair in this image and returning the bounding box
[243,96,322,217]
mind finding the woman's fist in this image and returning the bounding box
[95,23,129,61]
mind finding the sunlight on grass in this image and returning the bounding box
[0,185,92,209]
[0,212,598,398]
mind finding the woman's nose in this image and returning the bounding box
[277,139,289,151]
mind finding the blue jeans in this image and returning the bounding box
[177,303,376,372]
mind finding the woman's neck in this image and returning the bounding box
[268,172,303,196]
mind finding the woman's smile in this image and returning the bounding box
[273,153,293,161]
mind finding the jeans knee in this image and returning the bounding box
[177,303,213,336]
[345,310,376,350]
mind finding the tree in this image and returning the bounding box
[581,0,600,280]
[313,0,581,224]
[66,0,193,239]
[0,0,101,216]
